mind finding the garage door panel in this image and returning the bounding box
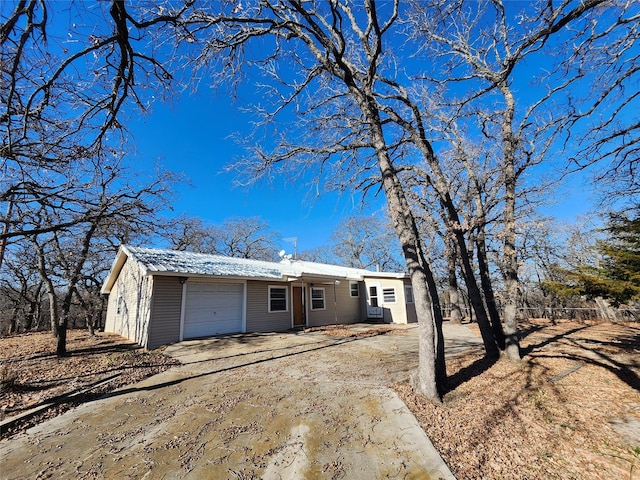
[184,282,243,338]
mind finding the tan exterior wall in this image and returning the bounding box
[307,282,361,327]
[245,281,362,330]
[147,276,183,349]
[245,280,291,332]
[104,258,153,348]
[307,284,335,327]
[380,278,408,324]
[363,277,413,324]
[105,264,415,348]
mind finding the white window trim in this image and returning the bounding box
[268,285,288,313]
[405,285,414,304]
[349,281,359,297]
[310,287,326,311]
[382,287,397,304]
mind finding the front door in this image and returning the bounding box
[293,286,306,327]
[367,284,384,318]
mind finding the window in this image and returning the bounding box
[382,287,396,303]
[350,282,359,297]
[269,286,288,312]
[311,288,325,310]
[405,285,414,304]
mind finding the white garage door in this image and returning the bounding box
[183,282,243,339]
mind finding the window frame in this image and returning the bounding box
[268,285,288,313]
[310,287,326,311]
[349,281,359,298]
[382,287,397,304]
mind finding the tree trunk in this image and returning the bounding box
[445,236,463,324]
[423,256,447,392]
[25,300,37,330]
[0,198,13,271]
[364,101,445,400]
[433,181,499,355]
[87,314,95,336]
[595,297,618,322]
[500,86,522,360]
[9,308,18,334]
[475,225,506,350]
[56,321,68,356]
[450,224,500,357]
[45,288,59,338]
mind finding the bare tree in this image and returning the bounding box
[1,0,191,264]
[406,0,638,359]
[165,215,218,253]
[165,215,279,261]
[330,215,404,271]
[215,217,279,261]
[1,0,189,354]
[183,0,447,399]
[560,5,640,207]
[298,246,335,264]
[23,157,173,356]
[0,242,44,333]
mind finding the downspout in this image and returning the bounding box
[179,278,188,341]
[334,281,338,325]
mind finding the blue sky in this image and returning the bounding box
[131,84,596,252]
[121,1,625,254]
[132,89,386,253]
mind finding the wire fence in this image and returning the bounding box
[517,307,639,322]
[443,306,640,322]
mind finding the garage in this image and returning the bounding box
[183,282,244,339]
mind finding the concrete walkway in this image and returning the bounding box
[0,323,482,480]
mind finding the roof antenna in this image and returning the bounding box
[283,237,298,259]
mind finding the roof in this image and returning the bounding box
[101,245,407,294]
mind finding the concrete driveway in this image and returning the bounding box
[0,323,482,479]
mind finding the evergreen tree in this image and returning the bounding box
[544,210,640,306]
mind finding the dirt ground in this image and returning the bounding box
[1,319,639,480]
[0,330,179,437]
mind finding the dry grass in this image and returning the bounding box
[305,323,398,338]
[395,318,640,480]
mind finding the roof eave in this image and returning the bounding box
[147,271,285,283]
[100,246,129,294]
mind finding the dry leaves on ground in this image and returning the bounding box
[0,329,179,437]
[305,323,397,339]
[1,320,638,480]
[395,318,640,480]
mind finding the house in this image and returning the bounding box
[101,245,417,349]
